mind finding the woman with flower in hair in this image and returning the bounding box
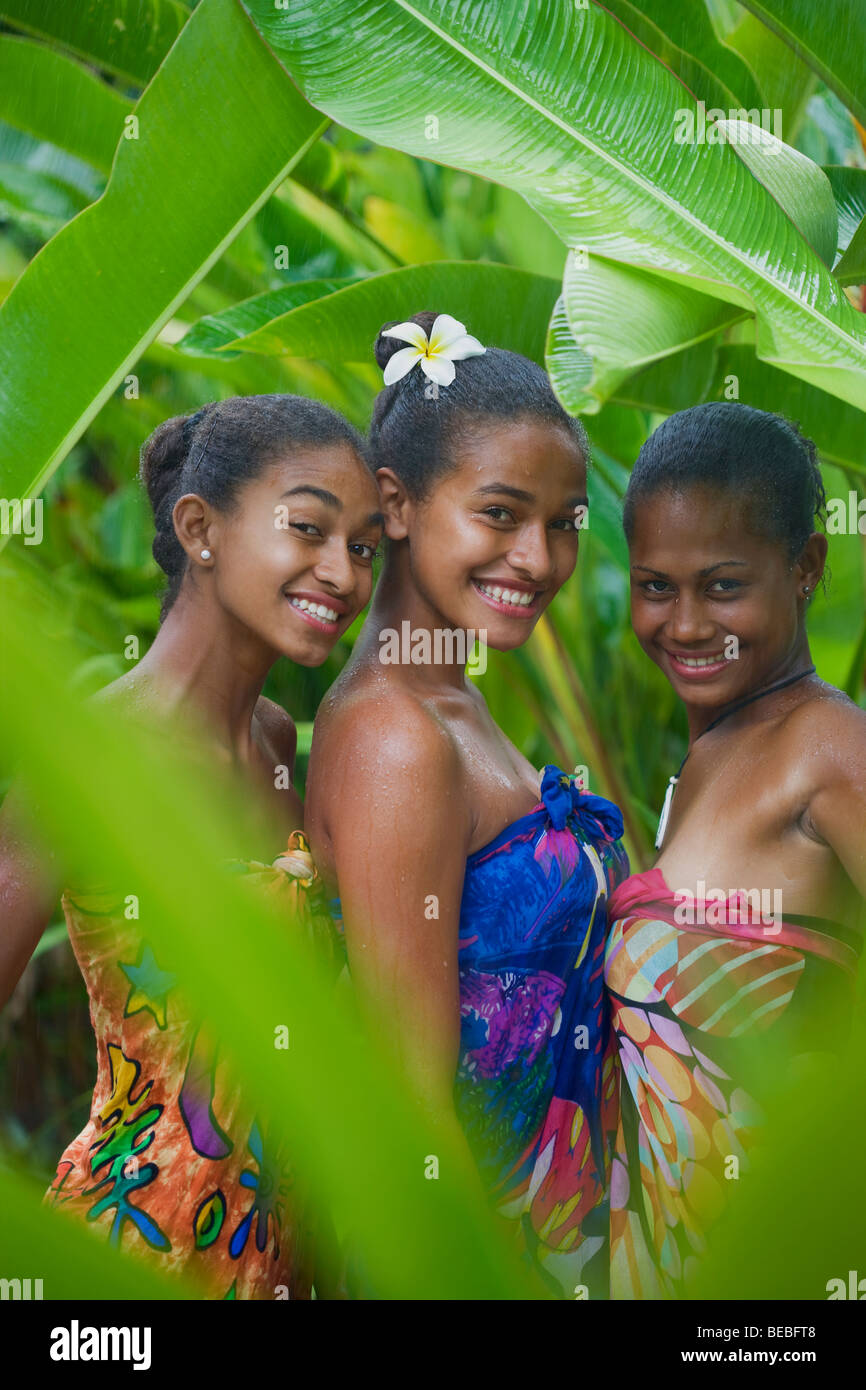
[306,313,628,1298]
[605,402,865,1298]
[0,394,383,1298]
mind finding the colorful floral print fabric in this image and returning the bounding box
[604,867,861,1298]
[45,831,335,1300]
[455,765,628,1298]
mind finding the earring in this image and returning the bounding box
[802,585,811,597]
[200,548,212,561]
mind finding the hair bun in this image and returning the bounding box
[373,310,439,372]
[138,414,190,516]
[138,404,217,515]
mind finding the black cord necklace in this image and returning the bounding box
[654,665,817,850]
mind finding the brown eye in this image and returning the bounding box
[350,542,378,561]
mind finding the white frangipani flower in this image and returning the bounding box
[382,313,486,386]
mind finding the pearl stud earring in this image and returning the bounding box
[200,548,211,561]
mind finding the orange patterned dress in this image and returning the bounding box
[44,832,335,1299]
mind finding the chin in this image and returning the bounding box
[276,637,330,667]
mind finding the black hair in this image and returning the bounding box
[623,402,826,563]
[139,393,369,619]
[370,310,589,498]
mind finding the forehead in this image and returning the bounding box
[242,441,376,501]
[628,487,779,568]
[449,416,585,487]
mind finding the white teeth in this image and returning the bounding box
[477,582,533,608]
[678,653,725,667]
[289,597,339,623]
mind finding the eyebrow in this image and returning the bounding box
[474,483,588,506]
[281,485,340,507]
[281,487,383,530]
[631,560,748,578]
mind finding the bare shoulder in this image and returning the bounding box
[88,667,146,711]
[312,672,462,795]
[254,696,297,769]
[781,682,866,780]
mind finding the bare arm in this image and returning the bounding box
[807,702,866,901]
[0,785,61,1008]
[312,696,488,1194]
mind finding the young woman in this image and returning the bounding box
[0,394,384,1298]
[305,312,628,1299]
[606,401,865,1298]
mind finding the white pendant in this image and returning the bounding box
[655,775,679,851]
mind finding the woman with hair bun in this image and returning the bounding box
[606,401,865,1297]
[306,312,628,1298]
[0,394,384,1298]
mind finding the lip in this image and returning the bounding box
[284,588,348,634]
[471,578,542,619]
[664,649,733,681]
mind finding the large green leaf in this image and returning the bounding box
[824,167,866,257]
[0,36,132,175]
[549,253,744,413]
[713,118,838,267]
[180,261,561,364]
[0,161,91,239]
[177,277,364,359]
[0,0,190,86]
[244,0,866,414]
[604,339,866,478]
[0,0,326,527]
[602,0,764,111]
[706,0,818,139]
[709,344,866,478]
[824,166,866,284]
[607,338,719,415]
[547,115,835,411]
[738,0,866,128]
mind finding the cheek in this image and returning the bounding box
[215,530,294,603]
[629,594,654,633]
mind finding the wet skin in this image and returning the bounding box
[0,443,383,1006]
[305,417,587,1142]
[629,486,866,930]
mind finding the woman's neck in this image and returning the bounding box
[356,549,472,691]
[133,592,277,761]
[685,636,816,743]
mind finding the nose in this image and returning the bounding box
[666,591,717,645]
[505,521,556,584]
[312,536,356,596]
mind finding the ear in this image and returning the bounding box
[172,493,217,566]
[375,467,415,541]
[795,531,828,597]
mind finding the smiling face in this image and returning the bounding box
[392,416,586,651]
[628,485,823,711]
[198,443,383,666]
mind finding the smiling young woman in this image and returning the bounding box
[0,394,384,1299]
[605,401,866,1298]
[305,312,628,1298]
